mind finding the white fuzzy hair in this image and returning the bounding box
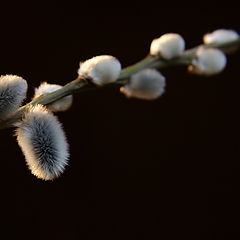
[203,29,239,45]
[120,69,166,100]
[34,82,73,112]
[78,55,121,85]
[16,104,69,181]
[150,33,185,59]
[0,75,28,120]
[189,47,227,76]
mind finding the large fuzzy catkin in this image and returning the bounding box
[0,75,28,120]
[16,104,69,181]
[34,82,73,112]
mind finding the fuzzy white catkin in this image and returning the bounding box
[150,33,185,59]
[203,29,239,45]
[120,69,166,100]
[16,104,69,181]
[189,47,227,76]
[34,82,73,112]
[0,75,28,120]
[78,55,121,85]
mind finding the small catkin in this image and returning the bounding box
[34,82,73,112]
[16,104,69,181]
[203,29,239,45]
[0,75,28,120]
[188,47,227,76]
[150,33,185,59]
[78,55,121,85]
[120,69,166,100]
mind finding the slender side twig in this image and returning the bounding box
[0,38,240,130]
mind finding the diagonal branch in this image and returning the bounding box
[0,38,240,130]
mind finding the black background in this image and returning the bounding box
[1,3,240,240]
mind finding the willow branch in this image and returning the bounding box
[0,38,240,130]
[118,38,240,80]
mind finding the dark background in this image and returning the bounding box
[0,3,240,240]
